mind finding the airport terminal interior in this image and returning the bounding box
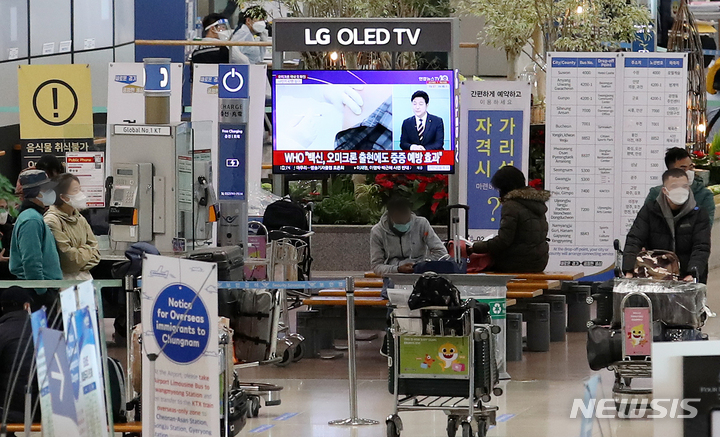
[4,1,720,437]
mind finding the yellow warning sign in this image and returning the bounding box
[18,64,93,140]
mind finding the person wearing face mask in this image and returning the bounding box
[43,174,100,281]
[0,198,16,279]
[370,196,447,275]
[9,170,63,297]
[230,6,269,65]
[624,168,711,283]
[645,147,715,228]
[190,14,240,67]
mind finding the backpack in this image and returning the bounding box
[107,356,127,423]
[262,199,308,233]
[633,250,680,281]
[408,272,462,310]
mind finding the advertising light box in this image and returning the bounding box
[272,70,457,174]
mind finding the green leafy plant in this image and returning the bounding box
[454,0,537,80]
[0,174,18,217]
[537,0,651,53]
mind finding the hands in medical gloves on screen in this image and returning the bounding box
[276,86,365,150]
[324,85,364,115]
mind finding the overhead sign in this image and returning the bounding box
[273,18,455,52]
[141,255,220,437]
[459,81,531,237]
[218,65,249,99]
[18,64,95,167]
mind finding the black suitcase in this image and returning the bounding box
[188,246,244,281]
[231,289,274,362]
[222,388,249,437]
[188,246,245,318]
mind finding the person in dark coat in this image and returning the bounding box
[0,287,37,424]
[468,166,550,272]
[623,168,711,283]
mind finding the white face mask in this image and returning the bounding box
[66,191,88,210]
[0,211,8,225]
[216,29,232,41]
[252,21,266,33]
[686,170,695,184]
[39,190,56,207]
[665,187,690,206]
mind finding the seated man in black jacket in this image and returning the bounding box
[623,168,711,283]
[0,287,36,424]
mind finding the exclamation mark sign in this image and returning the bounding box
[52,87,58,118]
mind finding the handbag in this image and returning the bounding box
[633,250,680,281]
[586,325,622,371]
[408,272,462,310]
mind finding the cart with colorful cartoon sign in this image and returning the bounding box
[386,300,503,437]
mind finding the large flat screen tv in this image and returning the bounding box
[272,70,456,174]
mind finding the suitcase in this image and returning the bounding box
[188,246,245,318]
[188,246,245,280]
[231,289,274,362]
[223,388,249,437]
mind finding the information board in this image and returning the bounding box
[459,80,531,237]
[141,255,220,437]
[545,52,688,275]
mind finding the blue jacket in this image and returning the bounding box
[9,201,63,289]
[399,113,445,151]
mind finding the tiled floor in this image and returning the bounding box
[101,269,720,436]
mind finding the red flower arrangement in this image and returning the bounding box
[374,173,449,223]
[529,179,543,190]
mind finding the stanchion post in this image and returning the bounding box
[328,277,379,426]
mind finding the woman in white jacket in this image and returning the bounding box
[230,5,269,65]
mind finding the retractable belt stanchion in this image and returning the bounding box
[328,277,379,427]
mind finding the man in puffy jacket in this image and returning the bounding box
[624,168,711,283]
[370,196,447,276]
[645,147,715,227]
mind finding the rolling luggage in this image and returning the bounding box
[223,388,249,437]
[188,246,245,318]
[231,289,274,362]
[188,246,245,280]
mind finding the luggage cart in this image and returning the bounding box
[607,240,710,415]
[386,300,503,437]
[244,221,312,366]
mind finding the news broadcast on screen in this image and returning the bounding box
[272,70,457,174]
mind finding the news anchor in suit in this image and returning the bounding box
[399,90,445,151]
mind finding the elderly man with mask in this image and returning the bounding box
[9,170,62,301]
[370,196,447,276]
[623,168,711,283]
